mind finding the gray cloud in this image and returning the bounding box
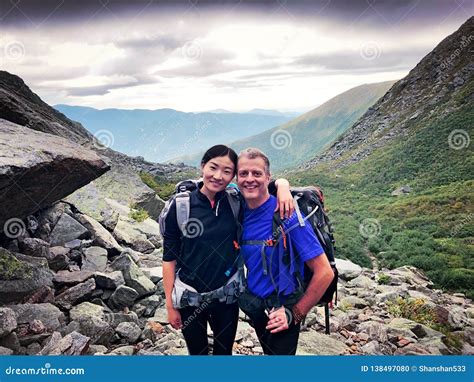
[64,75,159,96]
[1,0,468,29]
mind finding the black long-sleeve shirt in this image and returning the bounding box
[162,188,240,292]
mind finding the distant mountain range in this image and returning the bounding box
[176,81,395,171]
[54,105,296,163]
[206,108,302,118]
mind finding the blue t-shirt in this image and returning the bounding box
[242,195,324,298]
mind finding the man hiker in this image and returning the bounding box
[237,148,334,355]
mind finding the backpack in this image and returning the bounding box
[158,179,245,308]
[272,186,338,334]
[158,179,242,239]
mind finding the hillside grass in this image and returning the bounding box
[286,104,473,298]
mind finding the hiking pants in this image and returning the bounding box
[179,302,239,355]
[247,309,301,355]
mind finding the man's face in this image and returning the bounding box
[237,156,271,203]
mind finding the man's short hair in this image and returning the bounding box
[238,148,271,175]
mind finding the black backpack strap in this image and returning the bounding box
[225,187,242,242]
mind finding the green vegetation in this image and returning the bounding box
[139,171,176,200]
[128,203,150,222]
[286,104,473,298]
[387,297,437,326]
[387,297,464,353]
[377,273,391,285]
[0,248,32,280]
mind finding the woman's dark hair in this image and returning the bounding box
[201,145,238,175]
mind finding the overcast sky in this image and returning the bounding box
[0,0,471,112]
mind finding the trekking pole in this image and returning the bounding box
[325,303,330,335]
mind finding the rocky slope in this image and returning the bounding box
[0,70,196,222]
[302,17,473,170]
[0,214,472,355]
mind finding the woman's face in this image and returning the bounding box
[201,155,235,194]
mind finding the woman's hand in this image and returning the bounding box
[265,307,290,333]
[275,179,294,219]
[167,306,183,330]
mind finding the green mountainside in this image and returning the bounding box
[286,17,474,298]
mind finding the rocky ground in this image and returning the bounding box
[0,202,472,356]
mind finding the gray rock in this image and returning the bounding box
[81,246,108,272]
[55,278,96,309]
[26,342,42,355]
[142,266,163,283]
[65,239,82,250]
[10,303,64,331]
[48,252,70,271]
[41,331,90,355]
[109,254,156,297]
[85,344,108,355]
[0,345,14,355]
[387,318,443,339]
[103,312,140,329]
[53,270,95,286]
[0,308,17,337]
[297,330,348,355]
[340,296,370,309]
[358,321,388,342]
[76,213,123,254]
[113,220,155,254]
[49,213,90,246]
[109,285,139,309]
[0,332,20,353]
[18,238,51,260]
[94,271,125,289]
[336,258,363,280]
[115,322,142,343]
[153,308,169,324]
[0,249,54,304]
[348,275,375,289]
[133,294,161,317]
[70,302,106,321]
[391,185,412,196]
[72,316,114,346]
[109,345,135,355]
[0,119,109,230]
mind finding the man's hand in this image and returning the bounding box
[274,179,294,219]
[265,307,291,333]
[167,306,183,330]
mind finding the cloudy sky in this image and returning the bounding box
[1,0,471,112]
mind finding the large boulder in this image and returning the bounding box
[0,119,109,229]
[75,213,123,254]
[0,308,17,337]
[49,213,89,246]
[55,278,96,310]
[109,254,156,297]
[66,163,165,222]
[81,246,108,272]
[336,258,363,281]
[297,330,348,355]
[9,303,64,331]
[0,248,54,304]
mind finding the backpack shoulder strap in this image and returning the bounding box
[175,192,191,234]
[225,187,242,241]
